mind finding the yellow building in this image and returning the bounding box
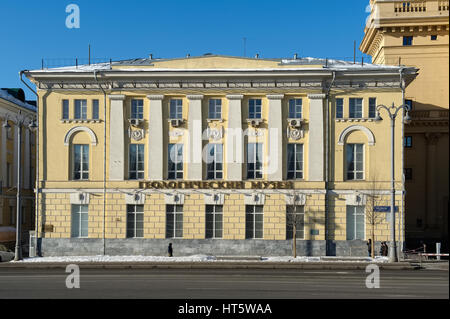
[0,88,37,249]
[24,55,417,256]
[361,0,449,248]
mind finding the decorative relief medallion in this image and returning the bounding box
[287,127,304,140]
[169,129,184,137]
[204,127,223,141]
[128,127,145,141]
[245,128,264,137]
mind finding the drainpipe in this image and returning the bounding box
[399,68,406,254]
[324,71,336,255]
[94,70,107,255]
[20,70,39,256]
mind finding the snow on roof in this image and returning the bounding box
[0,89,36,112]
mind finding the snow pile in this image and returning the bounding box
[16,254,218,263]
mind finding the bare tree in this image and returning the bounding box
[364,177,385,258]
[286,191,306,258]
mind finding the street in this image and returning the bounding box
[0,268,447,299]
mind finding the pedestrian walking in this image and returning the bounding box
[367,239,372,257]
[168,243,173,257]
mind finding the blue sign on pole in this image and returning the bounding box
[374,206,399,212]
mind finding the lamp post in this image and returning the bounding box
[375,102,411,263]
[3,110,37,261]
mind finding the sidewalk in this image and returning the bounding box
[0,255,416,270]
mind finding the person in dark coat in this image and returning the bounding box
[168,243,173,257]
[367,239,372,257]
[383,242,389,257]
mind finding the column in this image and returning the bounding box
[147,95,164,180]
[24,129,30,189]
[108,95,126,181]
[267,94,284,181]
[425,133,439,229]
[187,95,203,181]
[13,123,18,185]
[226,95,244,181]
[1,119,6,183]
[307,94,326,181]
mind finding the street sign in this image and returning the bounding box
[374,206,399,212]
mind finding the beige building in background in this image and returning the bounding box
[24,55,417,256]
[361,0,449,248]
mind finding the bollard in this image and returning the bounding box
[436,243,441,261]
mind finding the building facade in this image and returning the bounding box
[25,55,417,256]
[0,88,37,249]
[361,0,449,248]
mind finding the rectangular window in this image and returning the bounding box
[206,144,223,180]
[9,206,14,225]
[286,205,305,240]
[404,168,413,180]
[205,205,223,239]
[405,99,413,111]
[403,36,413,46]
[131,99,144,120]
[71,204,88,238]
[74,99,87,120]
[287,144,303,180]
[346,205,365,240]
[129,144,145,180]
[248,99,262,119]
[166,205,183,238]
[73,144,89,180]
[126,205,144,238]
[431,35,438,41]
[368,98,377,118]
[346,144,364,180]
[288,99,302,119]
[336,98,343,119]
[349,98,363,118]
[245,205,263,239]
[62,100,69,120]
[170,99,183,119]
[168,144,183,180]
[404,136,413,148]
[208,99,222,119]
[92,100,99,120]
[247,143,263,179]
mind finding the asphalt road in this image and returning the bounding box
[0,268,447,299]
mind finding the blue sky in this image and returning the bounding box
[0,0,371,100]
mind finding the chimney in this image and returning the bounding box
[149,54,153,60]
[255,53,259,59]
[186,53,190,58]
[294,53,298,60]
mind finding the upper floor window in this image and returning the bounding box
[403,36,413,46]
[92,100,99,120]
[404,136,413,148]
[73,144,89,180]
[208,99,222,119]
[287,143,303,180]
[404,168,413,180]
[248,99,262,119]
[206,143,223,180]
[247,143,263,179]
[126,204,144,238]
[349,98,363,119]
[74,99,87,120]
[431,35,438,41]
[62,100,69,120]
[168,144,183,180]
[129,144,145,180]
[71,204,88,238]
[336,98,343,119]
[346,143,364,180]
[288,99,302,119]
[170,99,183,119]
[368,98,377,119]
[131,99,144,120]
[405,99,413,111]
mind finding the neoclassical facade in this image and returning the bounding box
[25,55,417,256]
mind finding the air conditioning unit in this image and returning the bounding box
[247,118,262,127]
[129,118,141,127]
[288,118,302,128]
[171,119,183,127]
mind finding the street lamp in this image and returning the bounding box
[3,110,37,261]
[375,102,411,263]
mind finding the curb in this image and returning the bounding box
[0,261,415,270]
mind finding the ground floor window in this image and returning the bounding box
[245,205,263,239]
[166,205,183,238]
[346,205,365,240]
[286,205,305,240]
[205,205,223,238]
[126,204,144,238]
[71,204,88,238]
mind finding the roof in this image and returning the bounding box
[0,88,37,112]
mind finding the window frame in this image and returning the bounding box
[346,143,364,181]
[248,99,262,119]
[346,205,365,240]
[71,204,89,238]
[92,99,99,120]
[206,143,223,180]
[288,99,303,119]
[286,205,305,240]
[349,98,363,119]
[368,98,377,119]
[62,99,70,120]
[247,143,263,179]
[129,144,145,180]
[404,136,413,148]
[72,144,89,180]
[205,205,223,239]
[403,36,413,46]
[170,99,183,119]
[286,143,303,180]
[336,98,344,119]
[74,99,87,120]
[166,205,183,238]
[245,205,264,239]
[126,204,144,238]
[168,144,184,180]
[208,99,222,119]
[131,99,144,120]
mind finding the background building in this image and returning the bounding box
[0,88,37,251]
[25,55,417,256]
[361,0,449,250]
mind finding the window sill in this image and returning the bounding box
[335,118,376,122]
[61,119,102,123]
